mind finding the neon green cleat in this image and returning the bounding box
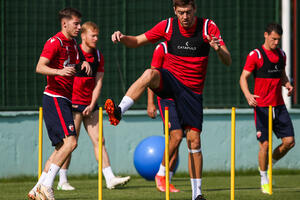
[261,183,271,194]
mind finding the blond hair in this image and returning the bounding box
[81,21,99,34]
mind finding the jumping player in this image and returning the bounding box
[147,41,181,193]
[105,1,231,199]
[239,23,295,194]
[57,21,130,191]
[28,8,91,200]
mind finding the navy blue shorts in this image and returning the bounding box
[154,68,203,131]
[158,98,182,131]
[43,95,76,146]
[254,105,294,142]
[72,104,99,113]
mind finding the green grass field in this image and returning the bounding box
[1,171,300,200]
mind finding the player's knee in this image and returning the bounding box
[170,133,183,146]
[142,69,159,85]
[283,138,295,150]
[260,141,269,151]
[70,140,78,151]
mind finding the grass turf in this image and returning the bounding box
[1,171,300,200]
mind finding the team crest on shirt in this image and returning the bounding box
[69,124,74,132]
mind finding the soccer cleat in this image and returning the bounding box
[27,189,36,200]
[104,99,122,126]
[169,183,180,193]
[155,175,179,193]
[195,195,206,200]
[57,182,75,191]
[261,183,271,194]
[36,184,55,200]
[258,167,275,185]
[155,175,166,192]
[106,176,131,189]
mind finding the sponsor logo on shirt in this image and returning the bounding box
[177,41,197,51]
[268,64,282,73]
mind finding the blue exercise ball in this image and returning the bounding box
[133,135,179,181]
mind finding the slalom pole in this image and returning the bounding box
[231,107,236,200]
[38,107,43,179]
[165,107,170,200]
[98,107,103,200]
[268,106,273,195]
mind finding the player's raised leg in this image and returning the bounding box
[105,69,161,125]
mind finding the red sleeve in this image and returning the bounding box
[243,50,260,72]
[97,53,104,72]
[151,43,165,68]
[145,20,168,43]
[40,37,61,60]
[205,20,225,46]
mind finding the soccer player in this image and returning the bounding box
[147,41,181,193]
[105,1,232,199]
[57,21,130,191]
[239,23,295,194]
[28,8,91,200]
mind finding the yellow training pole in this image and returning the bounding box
[38,107,43,179]
[231,107,236,200]
[98,107,103,200]
[268,105,273,195]
[165,107,170,200]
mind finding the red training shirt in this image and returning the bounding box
[41,32,79,100]
[243,45,286,106]
[72,45,104,105]
[145,17,225,94]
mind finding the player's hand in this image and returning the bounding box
[83,105,93,117]
[81,61,92,76]
[147,103,157,119]
[246,94,259,107]
[207,35,221,51]
[58,67,76,76]
[285,83,293,96]
[111,31,125,44]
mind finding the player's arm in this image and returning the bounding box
[207,35,231,66]
[282,70,293,96]
[111,31,150,48]
[206,20,232,66]
[239,69,259,107]
[147,68,157,119]
[82,72,104,116]
[36,56,76,76]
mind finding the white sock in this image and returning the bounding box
[103,166,115,183]
[272,158,278,166]
[43,164,60,187]
[59,169,68,185]
[191,178,202,200]
[118,96,134,114]
[157,164,166,176]
[169,171,174,183]
[32,172,47,191]
[260,170,269,185]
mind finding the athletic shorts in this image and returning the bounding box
[154,68,203,131]
[72,103,99,113]
[254,105,294,142]
[43,95,76,146]
[158,98,183,132]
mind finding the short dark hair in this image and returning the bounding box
[58,7,82,22]
[265,23,283,35]
[172,0,195,8]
